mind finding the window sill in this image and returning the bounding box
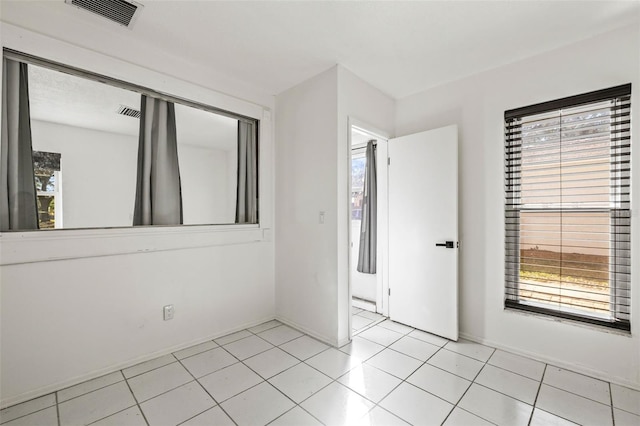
[0,224,267,266]
[504,304,632,337]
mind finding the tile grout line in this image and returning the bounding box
[121,369,151,426]
[527,363,547,426]
[122,357,179,381]
[264,325,410,423]
[210,334,329,425]
[173,341,220,361]
[175,349,240,426]
[1,325,464,425]
[351,314,387,335]
[7,319,632,426]
[485,359,546,383]
[452,348,500,425]
[440,347,497,425]
[55,392,60,426]
[358,323,477,423]
[175,407,226,426]
[234,344,328,426]
[85,405,142,426]
[341,321,447,424]
[54,371,124,398]
[53,375,127,406]
[542,380,617,408]
[0,395,51,425]
[535,364,602,426]
[609,382,616,426]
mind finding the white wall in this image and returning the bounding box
[275,67,340,344]
[395,24,640,389]
[0,25,275,407]
[31,120,138,228]
[32,120,237,228]
[178,144,235,225]
[275,66,395,346]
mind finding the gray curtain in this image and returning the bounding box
[235,120,258,223]
[357,141,377,273]
[133,95,183,225]
[0,58,39,231]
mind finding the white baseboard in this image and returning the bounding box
[1,316,277,409]
[275,315,339,347]
[352,298,376,312]
[459,331,640,392]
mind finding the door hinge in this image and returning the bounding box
[388,288,391,296]
[387,157,391,165]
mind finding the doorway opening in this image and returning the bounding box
[349,121,389,337]
[347,122,459,342]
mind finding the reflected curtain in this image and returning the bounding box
[0,58,39,231]
[357,140,377,273]
[133,95,183,225]
[235,120,258,223]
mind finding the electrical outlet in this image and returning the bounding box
[163,304,174,321]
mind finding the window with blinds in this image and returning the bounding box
[504,84,631,331]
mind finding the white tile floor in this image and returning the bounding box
[2,317,639,426]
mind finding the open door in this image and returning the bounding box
[388,125,458,341]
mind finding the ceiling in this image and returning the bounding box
[29,64,238,150]
[1,1,639,100]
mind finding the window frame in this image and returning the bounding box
[2,47,261,231]
[504,84,632,332]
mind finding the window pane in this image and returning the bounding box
[352,154,366,221]
[520,106,611,209]
[519,211,611,318]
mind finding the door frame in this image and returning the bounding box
[347,117,390,341]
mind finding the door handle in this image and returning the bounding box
[435,241,456,248]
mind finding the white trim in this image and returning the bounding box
[276,315,342,348]
[0,225,264,266]
[347,117,391,345]
[459,331,640,391]
[350,118,391,141]
[0,315,277,409]
[352,298,376,312]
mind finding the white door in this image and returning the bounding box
[388,125,458,341]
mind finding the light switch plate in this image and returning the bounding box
[163,305,174,321]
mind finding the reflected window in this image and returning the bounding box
[34,151,61,229]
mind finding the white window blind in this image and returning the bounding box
[505,84,631,331]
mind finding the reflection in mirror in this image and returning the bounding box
[175,104,238,225]
[29,64,139,229]
[3,57,257,231]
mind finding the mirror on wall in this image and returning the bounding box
[2,58,257,231]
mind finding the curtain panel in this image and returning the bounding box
[0,58,39,231]
[133,95,183,226]
[357,140,377,273]
[235,120,258,224]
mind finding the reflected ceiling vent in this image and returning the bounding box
[65,0,143,28]
[117,105,141,119]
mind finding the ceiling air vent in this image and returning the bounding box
[65,0,143,28]
[117,105,141,119]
